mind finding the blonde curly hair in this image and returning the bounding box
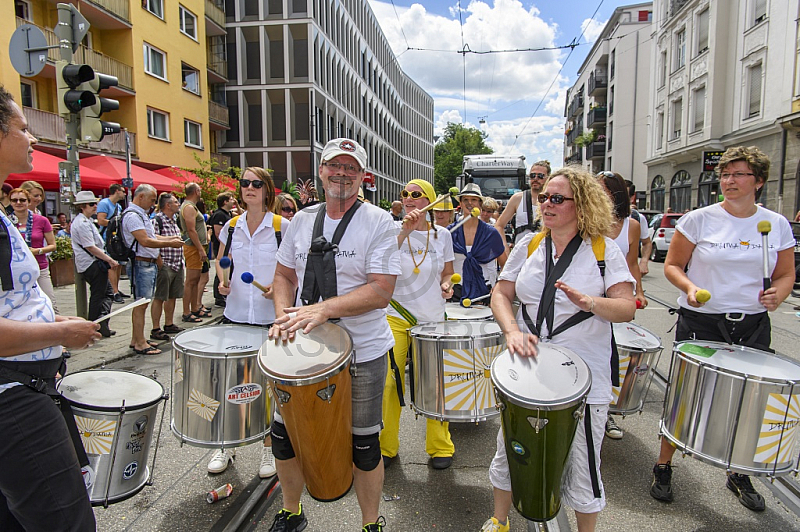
[536,166,614,241]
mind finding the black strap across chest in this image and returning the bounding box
[0,219,13,291]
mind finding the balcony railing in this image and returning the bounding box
[588,141,606,159]
[587,107,607,127]
[85,0,130,23]
[566,124,584,146]
[568,94,584,118]
[589,72,607,95]
[208,101,229,128]
[565,152,583,165]
[23,106,136,156]
[207,51,228,79]
[205,0,226,28]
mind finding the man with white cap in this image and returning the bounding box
[450,183,506,303]
[268,138,400,532]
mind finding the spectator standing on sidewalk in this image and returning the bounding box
[208,192,234,308]
[150,192,186,341]
[97,183,128,303]
[178,183,211,323]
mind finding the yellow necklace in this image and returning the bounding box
[407,223,431,274]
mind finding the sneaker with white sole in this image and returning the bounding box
[260,446,277,478]
[208,449,234,474]
[605,416,623,439]
[480,517,509,532]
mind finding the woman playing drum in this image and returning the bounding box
[484,167,636,532]
[650,146,795,511]
[210,167,289,478]
[381,179,456,469]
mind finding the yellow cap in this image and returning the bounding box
[407,179,436,204]
[433,197,454,211]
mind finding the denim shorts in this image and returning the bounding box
[127,260,158,300]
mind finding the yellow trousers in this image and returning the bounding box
[380,315,455,458]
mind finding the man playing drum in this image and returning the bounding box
[268,138,400,532]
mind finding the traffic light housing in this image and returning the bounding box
[56,61,95,116]
[80,72,121,143]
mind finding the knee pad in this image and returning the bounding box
[270,421,296,460]
[352,433,381,471]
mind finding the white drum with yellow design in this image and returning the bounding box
[610,322,663,415]
[409,320,505,422]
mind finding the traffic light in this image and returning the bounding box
[56,61,95,117]
[79,72,121,143]
[56,61,122,143]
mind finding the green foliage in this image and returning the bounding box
[51,236,74,261]
[434,123,492,194]
[171,154,243,209]
[574,129,596,148]
[378,198,392,211]
[281,181,301,201]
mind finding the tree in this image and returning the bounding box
[433,123,493,194]
[168,154,241,210]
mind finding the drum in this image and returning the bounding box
[610,322,663,415]
[171,325,272,448]
[409,320,505,422]
[661,341,800,476]
[491,344,591,522]
[58,370,166,506]
[258,322,353,502]
[445,302,493,321]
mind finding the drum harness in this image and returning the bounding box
[220,213,283,279]
[512,189,541,243]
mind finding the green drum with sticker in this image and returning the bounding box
[491,344,591,522]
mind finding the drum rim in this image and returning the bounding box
[58,369,166,412]
[409,320,502,339]
[613,321,663,351]
[673,340,800,384]
[172,324,269,357]
[259,350,352,386]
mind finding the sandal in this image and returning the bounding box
[150,328,170,341]
[132,346,162,355]
[195,308,212,318]
[182,313,203,323]
[163,324,185,334]
[130,340,159,349]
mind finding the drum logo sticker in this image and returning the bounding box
[122,461,138,480]
[226,383,262,404]
[443,345,503,413]
[511,441,526,455]
[75,416,117,455]
[187,389,221,422]
[754,393,800,465]
[174,356,184,383]
[81,465,95,490]
[126,415,149,455]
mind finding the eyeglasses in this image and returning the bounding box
[719,172,755,179]
[529,173,547,180]
[400,190,424,199]
[9,198,28,203]
[281,206,296,213]
[538,193,575,205]
[321,161,363,175]
[86,202,97,207]
[240,179,265,189]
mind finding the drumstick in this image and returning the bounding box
[758,220,772,291]
[417,187,460,214]
[449,208,481,233]
[219,256,232,288]
[462,293,491,307]
[241,271,269,293]
[450,273,461,284]
[93,298,151,323]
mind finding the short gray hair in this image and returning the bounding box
[133,184,156,198]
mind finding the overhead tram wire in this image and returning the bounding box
[389,0,411,50]
[457,0,467,123]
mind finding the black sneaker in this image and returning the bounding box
[268,505,308,532]
[362,516,386,532]
[726,473,765,511]
[117,290,130,298]
[113,293,125,304]
[650,462,674,502]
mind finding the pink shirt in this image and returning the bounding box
[16,212,53,270]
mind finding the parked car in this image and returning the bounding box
[790,222,800,291]
[649,213,683,262]
[636,209,662,227]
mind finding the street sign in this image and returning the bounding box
[55,3,90,54]
[8,24,48,77]
[703,150,724,172]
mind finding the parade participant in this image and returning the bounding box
[484,167,635,532]
[8,187,58,313]
[381,179,456,470]
[650,146,795,511]
[179,183,211,322]
[150,193,185,340]
[493,161,550,244]
[97,184,128,303]
[450,184,505,302]
[625,180,652,275]
[268,138,400,532]
[208,192,234,308]
[70,190,118,337]
[433,196,456,227]
[277,192,297,221]
[0,85,100,531]
[209,167,286,478]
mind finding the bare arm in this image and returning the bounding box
[555,280,636,323]
[33,231,56,256]
[96,212,109,227]
[760,248,795,311]
[627,220,646,307]
[494,192,521,238]
[639,236,652,275]
[131,229,183,249]
[663,230,702,305]
[84,245,118,267]
[492,279,538,357]
[0,318,100,356]
[181,203,206,257]
[440,261,455,299]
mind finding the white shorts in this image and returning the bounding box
[488,403,608,515]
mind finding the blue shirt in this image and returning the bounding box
[96,197,121,242]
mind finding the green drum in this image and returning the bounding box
[491,344,591,522]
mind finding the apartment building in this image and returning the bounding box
[220,0,435,200]
[644,0,800,217]
[563,2,653,204]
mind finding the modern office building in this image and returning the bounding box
[219,0,435,200]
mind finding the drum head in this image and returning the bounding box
[58,370,164,411]
[613,322,661,351]
[174,325,270,356]
[445,303,493,320]
[258,322,353,381]
[676,341,800,382]
[491,345,591,409]
[409,320,501,339]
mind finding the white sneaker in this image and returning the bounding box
[259,446,277,478]
[208,449,234,474]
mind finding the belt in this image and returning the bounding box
[135,256,157,263]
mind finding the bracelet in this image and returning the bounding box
[588,297,595,313]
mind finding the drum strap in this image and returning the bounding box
[583,405,602,499]
[387,348,405,407]
[300,200,362,306]
[534,234,587,339]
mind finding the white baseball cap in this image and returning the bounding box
[321,138,367,170]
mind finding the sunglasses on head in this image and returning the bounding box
[529,172,546,179]
[400,190,424,199]
[596,171,615,178]
[538,193,574,204]
[281,206,296,213]
[240,179,265,189]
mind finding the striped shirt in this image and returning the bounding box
[153,212,184,271]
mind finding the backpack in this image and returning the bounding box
[106,210,138,261]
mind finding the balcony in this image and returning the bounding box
[567,94,584,119]
[78,0,131,27]
[588,72,607,96]
[23,107,136,156]
[205,0,226,36]
[566,124,584,146]
[207,45,228,83]
[587,107,607,127]
[565,152,583,165]
[209,101,230,130]
[210,152,231,169]
[588,141,606,159]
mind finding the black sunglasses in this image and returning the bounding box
[9,198,28,203]
[281,206,296,213]
[400,190,424,199]
[240,179,265,189]
[538,193,574,205]
[529,172,547,179]
[86,202,97,207]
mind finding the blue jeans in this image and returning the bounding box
[127,260,158,300]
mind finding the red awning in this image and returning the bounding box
[7,150,113,191]
[155,166,239,192]
[81,156,180,193]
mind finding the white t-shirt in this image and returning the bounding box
[499,233,634,404]
[612,217,630,257]
[219,212,287,325]
[388,223,455,324]
[276,202,401,362]
[453,246,497,287]
[122,203,159,259]
[71,213,105,273]
[514,191,539,240]
[676,204,795,314]
[635,211,648,240]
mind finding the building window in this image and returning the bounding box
[610,49,616,81]
[670,171,692,212]
[674,29,686,71]
[671,99,682,139]
[144,43,167,80]
[753,0,767,26]
[14,0,32,21]
[19,81,35,108]
[697,171,719,207]
[609,86,615,116]
[695,9,709,56]
[184,120,202,148]
[638,10,652,22]
[181,64,200,95]
[747,62,763,118]
[179,6,197,40]
[147,108,169,140]
[144,0,164,19]
[659,50,667,88]
[692,86,705,132]
[656,111,664,150]
[607,122,613,151]
[651,175,665,211]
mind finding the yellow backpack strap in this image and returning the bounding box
[590,235,606,276]
[526,232,547,258]
[230,215,240,228]
[272,213,282,247]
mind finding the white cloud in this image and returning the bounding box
[580,17,606,43]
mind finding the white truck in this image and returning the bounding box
[458,154,527,201]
